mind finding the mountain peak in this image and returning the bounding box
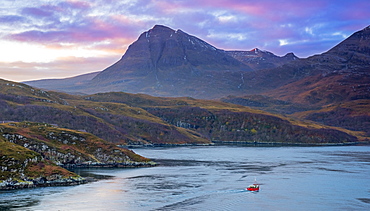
[90,25,252,96]
[283,52,298,59]
[152,24,171,29]
[149,25,174,33]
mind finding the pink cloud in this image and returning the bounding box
[0,56,119,82]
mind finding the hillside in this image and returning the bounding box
[0,79,210,145]
[83,92,362,145]
[1,78,364,145]
[0,121,153,190]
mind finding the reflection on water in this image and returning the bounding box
[1,146,369,210]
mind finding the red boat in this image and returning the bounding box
[246,183,259,191]
[246,179,260,191]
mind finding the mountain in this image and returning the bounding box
[24,25,369,101]
[93,25,251,82]
[26,25,292,98]
[73,25,254,97]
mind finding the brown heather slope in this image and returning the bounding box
[84,92,362,145]
[0,78,210,145]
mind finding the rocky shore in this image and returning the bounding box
[1,161,157,190]
[0,176,86,190]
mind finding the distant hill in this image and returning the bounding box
[23,71,100,95]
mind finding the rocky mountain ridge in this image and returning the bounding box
[227,48,299,70]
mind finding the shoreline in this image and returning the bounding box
[123,140,370,148]
[0,162,157,191]
[0,176,87,190]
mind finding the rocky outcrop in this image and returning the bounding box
[0,176,86,190]
[0,122,155,190]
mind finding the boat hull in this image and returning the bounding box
[246,187,259,191]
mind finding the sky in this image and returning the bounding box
[0,0,369,82]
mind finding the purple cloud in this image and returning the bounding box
[0,15,27,24]
[21,7,54,18]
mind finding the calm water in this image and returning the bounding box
[1,146,370,211]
